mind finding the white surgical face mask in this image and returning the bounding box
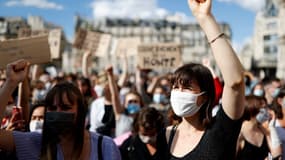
[253,89,264,97]
[170,90,205,117]
[256,108,270,124]
[153,94,166,104]
[139,134,157,144]
[29,120,43,133]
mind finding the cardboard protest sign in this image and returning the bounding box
[18,28,49,38]
[48,29,62,59]
[73,29,111,57]
[0,35,51,69]
[73,29,87,49]
[115,37,141,57]
[137,43,181,70]
[18,28,62,59]
[97,33,112,57]
[17,28,32,38]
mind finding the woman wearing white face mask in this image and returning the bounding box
[28,103,45,133]
[156,0,245,159]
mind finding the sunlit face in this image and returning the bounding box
[31,106,45,121]
[125,93,141,108]
[47,93,78,118]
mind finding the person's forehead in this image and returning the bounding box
[53,93,74,105]
[32,106,45,115]
[126,94,139,100]
[272,81,281,87]
[175,81,200,89]
[154,87,163,93]
[139,126,156,134]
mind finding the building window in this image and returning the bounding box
[264,45,278,54]
[266,22,277,30]
[266,4,278,17]
[263,34,278,44]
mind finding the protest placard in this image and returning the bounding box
[115,37,141,57]
[73,29,111,57]
[0,35,51,69]
[95,34,112,57]
[48,29,62,59]
[73,29,87,49]
[137,43,181,70]
[18,28,62,59]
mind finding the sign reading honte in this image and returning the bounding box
[137,43,182,70]
[0,35,51,69]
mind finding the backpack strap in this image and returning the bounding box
[168,124,178,151]
[98,135,103,160]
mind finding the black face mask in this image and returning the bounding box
[45,112,75,136]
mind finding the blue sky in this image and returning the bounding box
[0,0,265,51]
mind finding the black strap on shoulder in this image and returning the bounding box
[168,125,178,151]
[98,135,103,160]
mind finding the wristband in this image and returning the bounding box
[209,33,225,44]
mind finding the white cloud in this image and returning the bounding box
[5,0,63,10]
[217,0,265,12]
[91,0,169,19]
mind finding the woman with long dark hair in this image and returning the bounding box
[0,60,121,160]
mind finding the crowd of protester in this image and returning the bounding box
[0,0,285,159]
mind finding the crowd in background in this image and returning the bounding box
[0,0,285,160]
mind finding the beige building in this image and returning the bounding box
[0,17,29,40]
[242,0,285,78]
[74,16,232,73]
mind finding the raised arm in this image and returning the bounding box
[106,66,124,120]
[117,54,128,88]
[20,70,31,124]
[0,59,29,152]
[188,0,245,119]
[82,51,92,78]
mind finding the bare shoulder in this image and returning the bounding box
[165,125,174,143]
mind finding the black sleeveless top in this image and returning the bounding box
[237,136,269,160]
[156,106,243,160]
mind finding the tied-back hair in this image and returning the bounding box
[170,63,216,128]
[242,95,263,121]
[133,107,165,134]
[40,82,88,160]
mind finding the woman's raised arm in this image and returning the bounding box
[187,0,245,119]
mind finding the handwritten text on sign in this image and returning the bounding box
[0,35,51,69]
[137,43,181,70]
